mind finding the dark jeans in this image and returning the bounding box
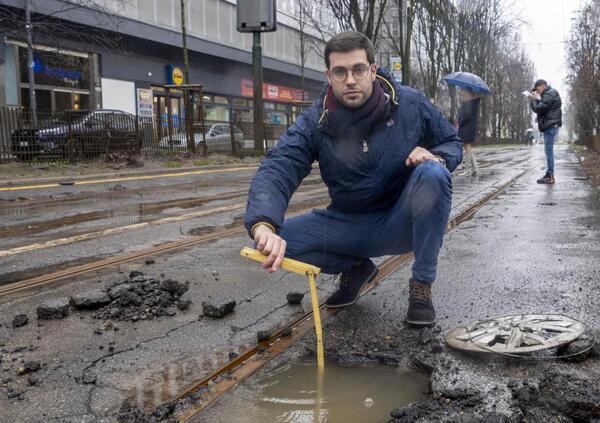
[544,126,559,175]
[280,161,452,284]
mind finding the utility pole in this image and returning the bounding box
[179,0,195,153]
[25,0,37,125]
[252,31,265,155]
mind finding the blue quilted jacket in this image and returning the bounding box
[244,68,463,236]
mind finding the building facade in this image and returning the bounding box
[0,0,329,128]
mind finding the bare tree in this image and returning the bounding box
[381,0,416,85]
[298,0,389,48]
[567,1,600,147]
[0,0,127,118]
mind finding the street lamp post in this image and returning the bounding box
[179,0,196,154]
[252,32,265,155]
[25,0,37,125]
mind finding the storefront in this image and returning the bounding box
[12,42,98,114]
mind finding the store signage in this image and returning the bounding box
[390,56,402,83]
[137,88,153,117]
[32,55,82,87]
[241,79,307,102]
[166,65,184,85]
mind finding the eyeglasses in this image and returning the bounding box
[330,64,372,82]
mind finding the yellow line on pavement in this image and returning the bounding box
[0,166,255,192]
[0,187,327,258]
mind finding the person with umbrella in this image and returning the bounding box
[457,87,481,176]
[443,72,491,177]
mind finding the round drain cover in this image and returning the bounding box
[446,314,585,354]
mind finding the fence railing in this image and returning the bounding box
[0,107,288,163]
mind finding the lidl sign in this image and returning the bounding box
[166,64,184,85]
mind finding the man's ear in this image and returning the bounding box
[325,69,332,85]
[370,64,377,81]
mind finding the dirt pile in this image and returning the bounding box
[91,271,190,322]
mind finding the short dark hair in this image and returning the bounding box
[324,31,375,69]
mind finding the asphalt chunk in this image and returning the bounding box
[202,300,236,318]
[70,289,111,310]
[257,330,271,343]
[12,314,29,328]
[37,298,70,320]
[286,292,305,305]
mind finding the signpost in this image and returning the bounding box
[237,0,277,155]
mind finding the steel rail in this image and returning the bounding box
[0,194,329,296]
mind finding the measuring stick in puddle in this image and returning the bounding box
[240,247,325,368]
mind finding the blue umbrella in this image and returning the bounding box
[443,71,491,94]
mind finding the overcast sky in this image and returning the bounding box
[516,0,581,97]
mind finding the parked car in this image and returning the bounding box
[11,109,141,160]
[158,123,244,153]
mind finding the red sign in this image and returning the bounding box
[241,79,307,102]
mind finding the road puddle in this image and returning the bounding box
[202,359,428,422]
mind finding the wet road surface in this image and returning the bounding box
[1,145,598,422]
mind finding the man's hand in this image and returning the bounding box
[253,224,287,273]
[405,146,436,167]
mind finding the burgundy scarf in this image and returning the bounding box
[324,79,388,140]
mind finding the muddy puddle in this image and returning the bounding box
[200,359,428,423]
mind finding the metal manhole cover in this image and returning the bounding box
[446,314,585,354]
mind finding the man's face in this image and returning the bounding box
[534,84,546,95]
[326,49,376,109]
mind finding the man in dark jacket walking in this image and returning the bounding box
[530,79,562,184]
[244,32,462,327]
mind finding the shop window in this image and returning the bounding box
[231,98,247,106]
[19,48,90,90]
[266,110,287,126]
[73,93,90,111]
[205,105,229,122]
[20,88,52,113]
[55,91,72,113]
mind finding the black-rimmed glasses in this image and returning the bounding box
[330,64,372,82]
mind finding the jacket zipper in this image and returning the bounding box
[362,139,368,153]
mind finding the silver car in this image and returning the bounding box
[158,123,244,153]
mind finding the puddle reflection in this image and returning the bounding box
[204,359,428,423]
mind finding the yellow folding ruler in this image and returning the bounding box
[240,247,324,367]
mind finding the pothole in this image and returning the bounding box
[199,358,429,422]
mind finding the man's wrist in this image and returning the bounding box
[432,155,446,168]
[251,222,276,237]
